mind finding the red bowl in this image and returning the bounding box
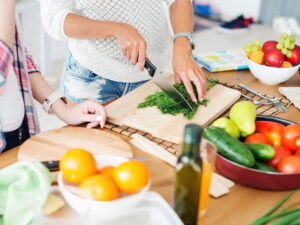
[215,115,300,191]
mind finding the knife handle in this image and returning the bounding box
[41,160,59,172]
[144,58,156,77]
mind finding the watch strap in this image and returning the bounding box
[173,32,195,49]
[42,91,66,114]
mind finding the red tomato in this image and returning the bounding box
[295,149,300,158]
[266,146,292,168]
[244,133,272,145]
[277,156,300,173]
[282,124,300,152]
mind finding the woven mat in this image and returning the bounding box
[104,83,292,155]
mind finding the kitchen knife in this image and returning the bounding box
[144,59,194,112]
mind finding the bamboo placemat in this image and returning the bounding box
[104,83,292,155]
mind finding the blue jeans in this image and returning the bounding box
[61,54,148,104]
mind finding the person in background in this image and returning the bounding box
[0,0,107,152]
[40,0,207,104]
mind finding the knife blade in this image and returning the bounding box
[144,59,194,112]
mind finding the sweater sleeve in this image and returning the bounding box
[0,40,13,94]
[40,0,74,41]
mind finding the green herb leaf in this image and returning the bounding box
[138,79,218,120]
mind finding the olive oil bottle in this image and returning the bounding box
[174,124,203,225]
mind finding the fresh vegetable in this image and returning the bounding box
[249,191,299,225]
[245,143,275,161]
[295,149,300,158]
[138,79,218,120]
[211,117,240,139]
[245,133,272,145]
[277,156,300,173]
[282,124,300,152]
[254,161,277,172]
[204,126,255,167]
[229,101,256,137]
[266,146,292,168]
[255,121,285,146]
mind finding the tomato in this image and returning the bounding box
[295,149,300,158]
[266,146,292,168]
[282,124,300,152]
[255,121,285,146]
[244,133,272,145]
[277,156,300,173]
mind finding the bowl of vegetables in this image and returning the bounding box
[205,101,300,190]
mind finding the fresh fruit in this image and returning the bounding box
[286,46,300,65]
[281,61,293,68]
[262,40,278,52]
[99,166,115,178]
[249,51,264,64]
[60,148,97,184]
[204,126,255,167]
[244,133,272,145]
[245,143,275,161]
[113,160,150,194]
[79,174,119,201]
[282,124,300,152]
[263,49,284,67]
[254,161,277,172]
[266,146,292,168]
[229,101,256,137]
[255,121,285,146]
[277,156,300,173]
[211,117,240,139]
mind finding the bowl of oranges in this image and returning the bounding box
[244,33,300,85]
[58,149,151,219]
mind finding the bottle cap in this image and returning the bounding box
[184,124,203,144]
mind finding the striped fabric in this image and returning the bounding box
[0,30,40,151]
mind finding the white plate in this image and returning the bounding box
[88,191,184,225]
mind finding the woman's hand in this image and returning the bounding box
[54,100,107,128]
[172,38,207,102]
[115,23,147,71]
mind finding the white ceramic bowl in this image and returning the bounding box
[246,57,300,85]
[58,155,151,219]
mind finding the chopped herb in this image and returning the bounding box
[138,79,218,120]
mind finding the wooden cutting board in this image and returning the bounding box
[18,127,133,162]
[106,79,241,144]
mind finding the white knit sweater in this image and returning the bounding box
[41,0,176,82]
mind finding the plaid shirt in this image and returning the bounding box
[0,31,40,150]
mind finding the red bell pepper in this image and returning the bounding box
[282,124,300,152]
[255,121,285,146]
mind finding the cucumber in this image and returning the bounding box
[245,143,275,161]
[254,161,278,172]
[204,126,255,167]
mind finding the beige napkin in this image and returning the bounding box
[279,87,300,109]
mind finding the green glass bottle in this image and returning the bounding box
[174,124,203,225]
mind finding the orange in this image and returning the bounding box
[113,160,150,194]
[249,50,264,64]
[99,166,115,178]
[281,61,293,68]
[79,174,119,201]
[60,148,97,184]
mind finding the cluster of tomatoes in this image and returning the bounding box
[245,122,300,173]
[59,148,150,201]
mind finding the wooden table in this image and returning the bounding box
[1,68,299,224]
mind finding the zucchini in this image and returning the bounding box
[245,143,275,161]
[204,126,255,167]
[254,161,278,172]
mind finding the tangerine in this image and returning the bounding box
[249,50,264,64]
[60,148,97,184]
[79,174,119,201]
[113,160,150,194]
[281,61,293,68]
[99,166,115,178]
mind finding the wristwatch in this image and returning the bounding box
[42,91,67,114]
[173,32,195,49]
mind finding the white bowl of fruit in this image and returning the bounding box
[57,149,151,220]
[244,34,300,85]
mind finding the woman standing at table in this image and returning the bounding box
[0,0,107,152]
[40,0,207,104]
